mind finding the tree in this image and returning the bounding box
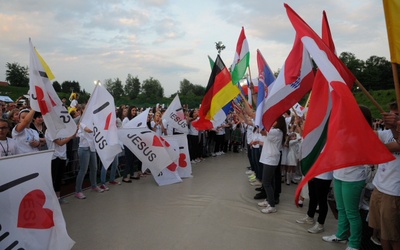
[53,81,62,92]
[124,74,141,99]
[104,78,124,98]
[364,56,392,90]
[5,62,29,87]
[61,80,81,93]
[140,77,164,100]
[339,52,364,82]
[192,84,205,96]
[179,79,193,95]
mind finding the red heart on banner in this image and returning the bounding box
[179,153,187,168]
[152,136,164,147]
[18,189,54,229]
[166,162,178,172]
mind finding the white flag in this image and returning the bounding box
[162,95,188,134]
[28,39,76,140]
[165,134,192,178]
[149,136,182,186]
[80,84,122,169]
[118,127,177,176]
[292,102,308,117]
[123,108,150,128]
[0,151,75,250]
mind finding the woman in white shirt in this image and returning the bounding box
[12,109,40,154]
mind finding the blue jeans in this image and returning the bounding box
[101,155,119,184]
[75,147,98,192]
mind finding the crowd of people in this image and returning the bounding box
[1,93,399,250]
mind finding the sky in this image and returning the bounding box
[0,0,390,97]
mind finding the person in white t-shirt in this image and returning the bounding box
[0,118,16,157]
[368,102,400,250]
[12,109,40,154]
[46,129,77,203]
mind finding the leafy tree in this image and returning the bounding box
[5,62,29,87]
[192,84,206,96]
[339,52,364,80]
[124,74,141,99]
[53,80,62,92]
[61,80,81,93]
[179,79,193,95]
[104,78,124,98]
[140,77,164,100]
[363,56,392,90]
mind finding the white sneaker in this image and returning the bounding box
[322,235,348,244]
[191,160,197,164]
[211,153,216,157]
[245,170,254,175]
[215,152,221,156]
[345,247,359,250]
[296,215,314,224]
[257,199,269,207]
[220,151,225,155]
[261,205,277,214]
[91,186,104,193]
[307,223,324,234]
[195,159,201,163]
[250,180,262,186]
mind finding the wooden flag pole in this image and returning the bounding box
[392,63,400,111]
[355,79,386,113]
[304,91,312,108]
[247,66,257,108]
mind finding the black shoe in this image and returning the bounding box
[255,187,263,192]
[275,198,280,205]
[254,192,266,200]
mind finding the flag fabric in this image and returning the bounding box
[162,95,189,134]
[149,136,182,186]
[169,134,193,178]
[28,40,76,141]
[285,4,396,203]
[80,84,122,169]
[192,55,240,130]
[208,55,215,70]
[118,127,177,176]
[0,151,75,250]
[246,78,252,106]
[292,102,307,117]
[261,35,314,131]
[255,49,276,128]
[231,27,250,84]
[300,10,338,177]
[123,108,150,129]
[383,0,400,64]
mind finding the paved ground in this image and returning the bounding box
[61,151,376,250]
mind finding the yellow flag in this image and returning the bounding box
[383,0,400,64]
[34,48,56,80]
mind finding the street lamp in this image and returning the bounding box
[215,41,226,55]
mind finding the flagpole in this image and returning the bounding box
[355,80,385,113]
[391,63,400,111]
[304,92,312,108]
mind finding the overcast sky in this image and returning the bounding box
[0,0,390,97]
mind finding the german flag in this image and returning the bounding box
[192,55,240,130]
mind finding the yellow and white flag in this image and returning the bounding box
[28,39,77,140]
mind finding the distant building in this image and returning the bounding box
[0,81,9,87]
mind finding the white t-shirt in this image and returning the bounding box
[259,128,283,166]
[151,120,162,136]
[78,123,95,152]
[246,122,254,145]
[333,165,368,182]
[45,131,67,160]
[12,126,39,154]
[70,99,78,108]
[0,138,17,157]
[374,130,400,196]
[188,118,199,136]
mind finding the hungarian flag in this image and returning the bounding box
[28,39,77,141]
[0,151,75,250]
[80,83,122,169]
[300,11,338,177]
[255,49,276,128]
[383,0,400,64]
[231,27,250,84]
[284,4,395,203]
[192,55,240,130]
[261,35,314,131]
[162,94,188,134]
